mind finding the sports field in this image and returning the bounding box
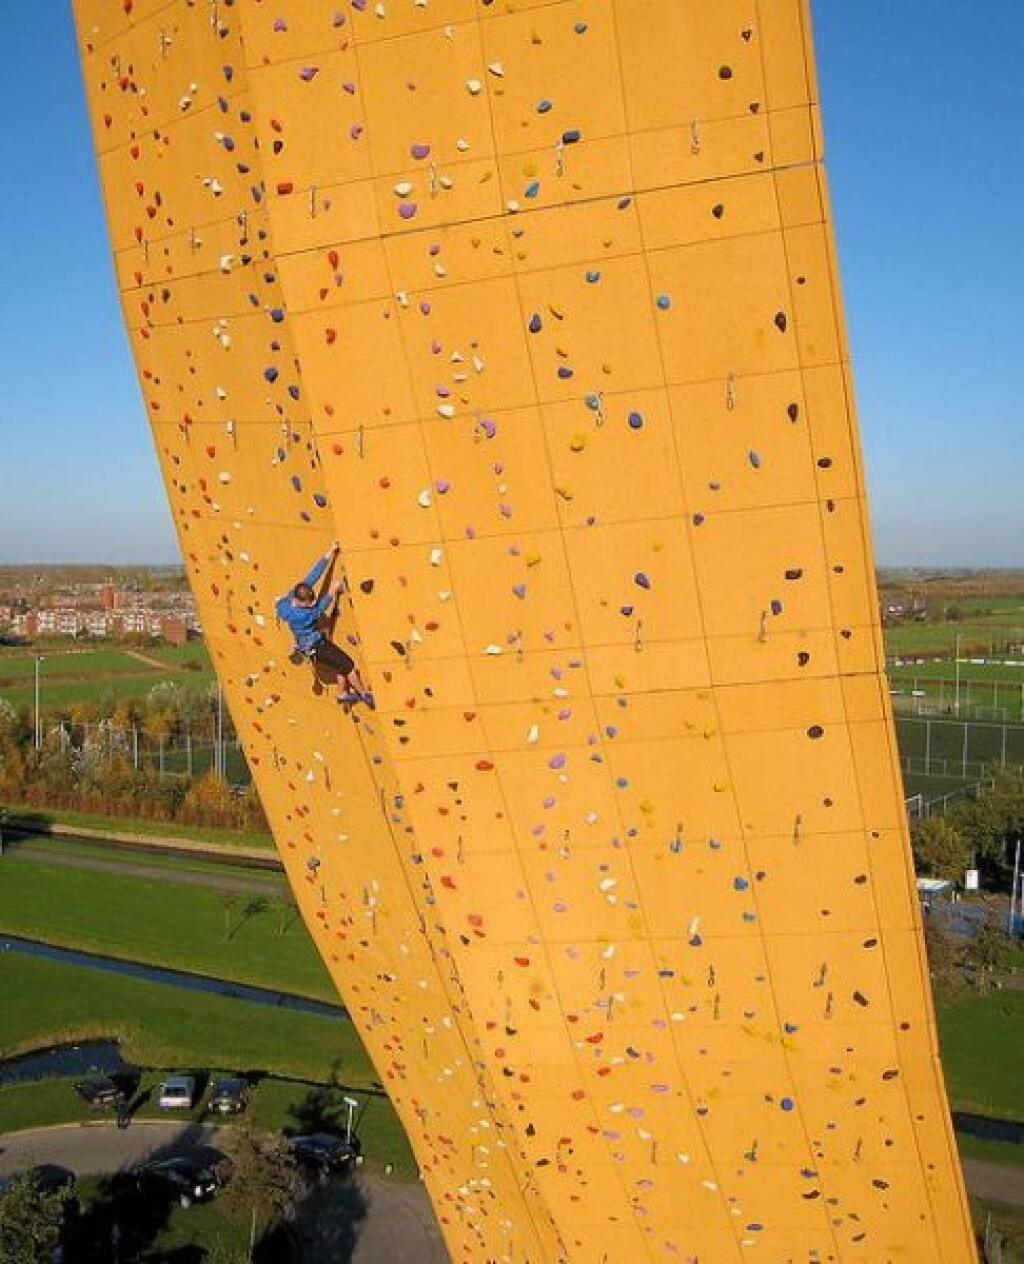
[0,643,215,711]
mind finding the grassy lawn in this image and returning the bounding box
[885,621,1024,657]
[0,954,364,1086]
[4,804,273,850]
[0,649,150,681]
[891,660,1024,682]
[958,1133,1024,1169]
[937,990,1024,1121]
[1,672,212,711]
[0,858,332,1001]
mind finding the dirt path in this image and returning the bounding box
[123,648,179,671]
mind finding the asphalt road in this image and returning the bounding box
[0,1121,448,1263]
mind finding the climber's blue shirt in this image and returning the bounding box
[276,553,332,653]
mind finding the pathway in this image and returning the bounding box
[964,1158,1024,1207]
[3,838,285,896]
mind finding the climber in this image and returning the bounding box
[276,543,373,708]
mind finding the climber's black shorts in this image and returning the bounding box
[309,639,355,678]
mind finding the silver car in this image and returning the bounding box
[157,1075,196,1110]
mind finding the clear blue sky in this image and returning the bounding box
[0,3,1020,566]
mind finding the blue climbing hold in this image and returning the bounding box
[528,313,543,334]
[628,411,644,430]
[656,294,672,311]
[634,572,651,590]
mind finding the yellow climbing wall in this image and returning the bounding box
[73,2,977,1260]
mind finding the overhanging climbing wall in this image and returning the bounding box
[73,1,977,1259]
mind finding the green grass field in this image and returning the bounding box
[0,954,363,1086]
[884,620,1024,656]
[0,643,215,711]
[937,990,1024,1121]
[0,857,332,1001]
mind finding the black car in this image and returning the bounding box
[74,1077,123,1110]
[207,1077,249,1115]
[0,1164,76,1199]
[287,1132,362,1179]
[135,1158,220,1208]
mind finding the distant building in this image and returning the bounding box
[100,582,122,611]
[160,617,188,645]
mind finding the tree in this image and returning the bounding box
[219,1126,300,1260]
[949,773,1024,888]
[912,816,972,882]
[0,1172,66,1264]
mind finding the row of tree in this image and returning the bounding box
[911,773,1024,888]
[0,702,267,835]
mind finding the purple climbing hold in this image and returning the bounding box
[263,367,279,383]
[435,479,451,494]
[411,142,431,160]
[557,366,574,379]
[398,203,418,220]
[549,754,566,770]
[634,572,651,590]
[299,67,319,82]
[781,1098,795,1112]
[628,411,644,430]
[480,418,497,439]
[313,493,328,508]
[269,308,285,323]
[528,313,543,334]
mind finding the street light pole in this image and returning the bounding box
[954,632,961,717]
[33,656,44,751]
[343,1095,359,1145]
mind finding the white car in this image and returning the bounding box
[157,1076,196,1110]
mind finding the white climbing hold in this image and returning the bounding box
[526,724,539,744]
[418,489,433,507]
[429,548,443,566]
[484,644,503,655]
[466,78,483,95]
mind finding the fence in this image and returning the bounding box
[895,716,1024,777]
[890,675,1024,723]
[38,717,251,787]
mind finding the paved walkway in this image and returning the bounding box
[6,817,276,863]
[964,1158,1024,1207]
[4,839,285,896]
[0,1122,448,1263]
